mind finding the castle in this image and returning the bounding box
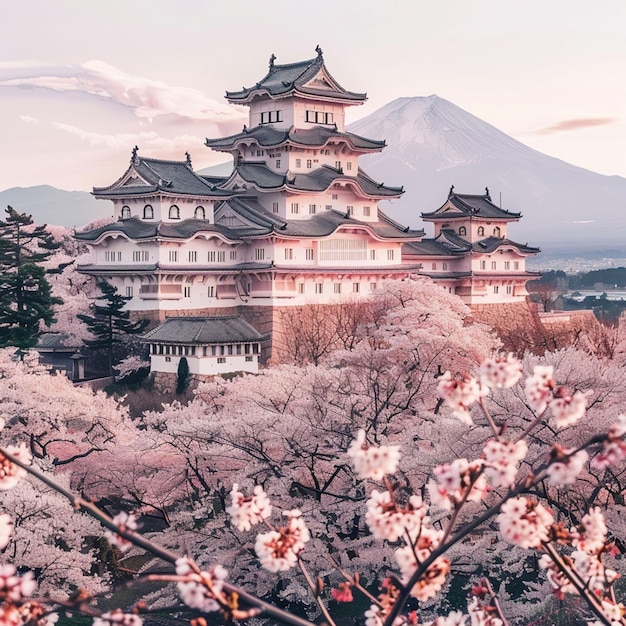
[75,48,539,363]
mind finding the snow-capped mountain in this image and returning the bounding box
[348,96,626,250]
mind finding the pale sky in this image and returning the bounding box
[0,0,624,192]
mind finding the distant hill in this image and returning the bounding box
[0,185,107,228]
[347,96,626,250]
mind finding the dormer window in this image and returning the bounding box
[121,206,131,220]
[458,226,467,236]
[169,205,180,219]
[493,226,501,237]
[143,205,153,219]
[477,226,485,236]
[194,206,206,220]
[260,110,282,124]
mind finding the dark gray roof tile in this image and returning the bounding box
[142,317,266,344]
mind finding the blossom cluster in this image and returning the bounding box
[365,489,426,541]
[92,610,143,626]
[592,414,626,469]
[436,372,488,425]
[497,497,553,549]
[427,459,488,510]
[175,558,228,613]
[254,510,311,572]
[0,444,32,490]
[482,439,528,488]
[226,483,272,531]
[347,429,400,480]
[104,512,138,553]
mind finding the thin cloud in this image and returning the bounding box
[0,60,246,124]
[535,117,617,135]
[19,115,39,124]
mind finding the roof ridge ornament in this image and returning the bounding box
[449,185,455,198]
[315,45,323,58]
[485,186,491,200]
[131,145,139,164]
[269,53,276,68]
[185,152,192,168]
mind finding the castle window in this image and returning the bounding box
[506,285,513,295]
[305,110,333,124]
[504,261,510,270]
[353,282,360,293]
[480,260,486,270]
[334,283,342,294]
[387,249,395,261]
[194,206,205,219]
[493,286,499,294]
[121,206,131,220]
[307,159,312,169]
[295,159,301,168]
[347,205,354,216]
[169,250,178,262]
[255,248,265,261]
[305,248,314,260]
[491,261,497,270]
[169,205,180,219]
[189,251,197,262]
[105,251,122,262]
[432,263,437,270]
[514,261,520,270]
[493,226,501,237]
[309,204,316,214]
[208,285,215,297]
[335,161,342,170]
[477,226,485,236]
[442,262,448,270]
[370,250,376,261]
[260,110,282,124]
[370,282,377,292]
[217,357,226,364]
[230,250,237,261]
[183,286,191,298]
[284,248,294,260]
[458,226,467,236]
[143,205,153,219]
[315,283,323,294]
[125,286,133,298]
[272,202,279,213]
[325,205,332,211]
[208,251,216,262]
[245,356,253,362]
[363,206,370,217]
[290,203,299,214]
[275,159,281,168]
[346,162,352,171]
[298,283,305,294]
[217,251,226,262]
[332,194,338,200]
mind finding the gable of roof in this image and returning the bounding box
[422,188,522,221]
[225,49,366,104]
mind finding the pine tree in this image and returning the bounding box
[78,281,149,377]
[0,206,63,349]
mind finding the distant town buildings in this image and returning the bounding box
[75,48,539,367]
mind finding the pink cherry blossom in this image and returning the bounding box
[175,558,228,613]
[226,483,272,531]
[428,459,488,510]
[0,513,13,550]
[467,597,503,626]
[545,446,588,485]
[482,439,528,488]
[437,372,488,425]
[0,444,32,490]
[571,507,608,554]
[365,489,426,541]
[497,497,553,549]
[524,365,555,414]
[348,429,401,481]
[549,389,588,428]
[254,510,310,572]
[92,609,143,626]
[0,564,37,602]
[480,354,523,389]
[104,512,138,553]
[330,582,353,603]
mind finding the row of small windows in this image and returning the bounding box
[493,285,514,295]
[454,225,501,237]
[284,203,368,216]
[260,110,282,124]
[121,205,207,220]
[149,343,260,356]
[297,281,377,295]
[479,260,520,270]
[305,110,334,125]
[165,250,239,263]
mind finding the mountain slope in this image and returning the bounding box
[348,96,626,249]
[0,185,107,228]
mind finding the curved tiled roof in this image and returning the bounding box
[93,156,234,198]
[142,316,267,345]
[422,189,522,221]
[230,162,403,197]
[472,236,540,255]
[206,125,384,152]
[225,52,366,104]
